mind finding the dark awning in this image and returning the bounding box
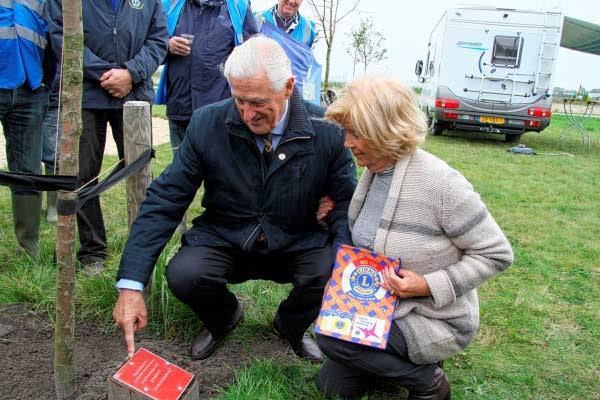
[561,16,600,56]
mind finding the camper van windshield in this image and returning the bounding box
[492,36,523,67]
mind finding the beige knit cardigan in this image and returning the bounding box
[348,149,514,364]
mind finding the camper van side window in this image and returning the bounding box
[492,36,523,67]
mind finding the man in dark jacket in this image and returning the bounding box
[46,0,169,273]
[113,36,356,363]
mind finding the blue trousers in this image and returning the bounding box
[41,105,60,171]
[0,86,48,195]
[168,118,190,157]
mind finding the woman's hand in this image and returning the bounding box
[316,196,334,225]
[379,266,431,298]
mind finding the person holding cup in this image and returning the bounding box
[157,0,258,152]
[156,0,258,232]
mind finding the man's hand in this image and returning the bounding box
[100,68,133,98]
[379,267,431,298]
[169,36,191,56]
[113,289,147,358]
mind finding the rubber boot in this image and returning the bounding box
[12,194,42,256]
[46,191,58,223]
[45,166,58,223]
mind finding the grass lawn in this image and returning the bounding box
[152,104,167,119]
[0,115,598,399]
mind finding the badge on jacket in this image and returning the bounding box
[129,0,144,10]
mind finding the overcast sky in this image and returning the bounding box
[251,0,600,90]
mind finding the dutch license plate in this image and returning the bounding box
[480,116,505,124]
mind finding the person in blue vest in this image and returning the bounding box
[157,0,258,153]
[46,0,169,274]
[256,0,316,47]
[157,0,257,232]
[0,0,50,255]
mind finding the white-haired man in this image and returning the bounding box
[113,36,356,362]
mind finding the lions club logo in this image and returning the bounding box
[341,258,387,301]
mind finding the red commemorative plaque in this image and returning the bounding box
[112,348,194,400]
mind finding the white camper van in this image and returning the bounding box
[415,7,563,142]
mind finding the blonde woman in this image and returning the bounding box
[315,77,514,400]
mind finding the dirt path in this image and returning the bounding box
[0,117,170,169]
[551,101,600,116]
[0,304,291,399]
[3,102,597,169]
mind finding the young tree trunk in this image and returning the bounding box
[54,0,83,398]
[307,0,360,90]
[324,44,332,89]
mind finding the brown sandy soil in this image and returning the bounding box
[0,304,291,400]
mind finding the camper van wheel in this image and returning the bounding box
[431,120,445,136]
[505,134,521,144]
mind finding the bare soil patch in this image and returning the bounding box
[0,304,290,399]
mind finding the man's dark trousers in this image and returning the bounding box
[76,108,125,264]
[166,243,334,342]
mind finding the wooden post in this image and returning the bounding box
[107,377,199,400]
[123,101,153,228]
[54,0,83,398]
[123,101,154,304]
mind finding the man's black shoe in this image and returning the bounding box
[273,317,323,363]
[190,307,244,360]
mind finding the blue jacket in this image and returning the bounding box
[158,0,257,119]
[117,89,357,284]
[259,20,321,106]
[0,0,48,89]
[46,0,169,109]
[257,7,316,47]
[155,0,257,111]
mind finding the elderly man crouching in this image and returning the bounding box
[112,36,356,362]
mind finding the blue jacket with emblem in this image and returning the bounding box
[46,0,168,109]
[117,89,357,285]
[0,0,48,89]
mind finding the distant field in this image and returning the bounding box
[0,114,598,399]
